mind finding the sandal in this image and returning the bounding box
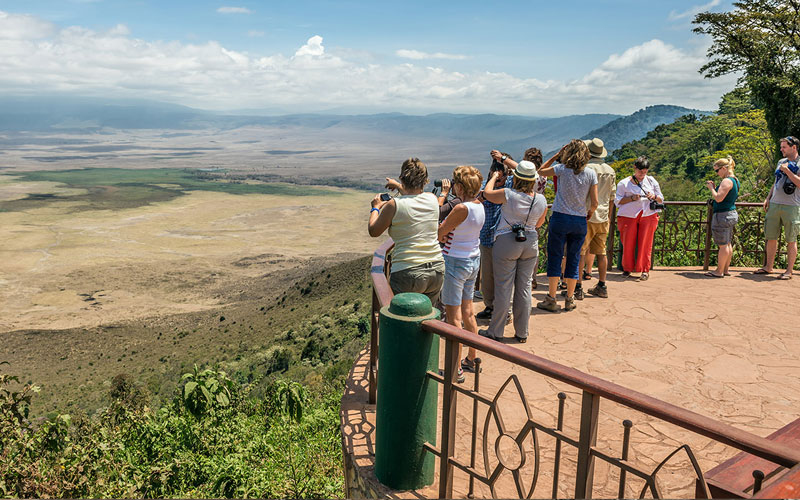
[753,268,771,275]
[582,271,592,281]
[704,271,724,278]
[637,272,649,282]
[777,273,793,280]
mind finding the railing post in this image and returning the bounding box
[703,202,713,271]
[374,293,441,490]
[368,288,379,405]
[438,338,459,499]
[575,390,600,499]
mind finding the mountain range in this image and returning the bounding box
[0,97,710,160]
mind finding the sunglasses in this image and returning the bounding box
[713,166,724,172]
[785,136,799,147]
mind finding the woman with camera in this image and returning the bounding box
[704,156,739,278]
[437,166,485,374]
[368,158,445,303]
[535,140,598,312]
[478,161,547,342]
[614,156,664,281]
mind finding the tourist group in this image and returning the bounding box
[368,136,800,382]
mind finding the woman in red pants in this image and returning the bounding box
[613,157,664,281]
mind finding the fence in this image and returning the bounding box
[528,201,788,273]
[366,201,800,498]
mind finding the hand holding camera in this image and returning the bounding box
[371,193,388,209]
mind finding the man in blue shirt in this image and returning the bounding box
[475,152,515,320]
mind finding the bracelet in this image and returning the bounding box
[370,207,380,214]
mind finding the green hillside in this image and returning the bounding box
[608,89,775,203]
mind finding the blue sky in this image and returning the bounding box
[0,0,738,116]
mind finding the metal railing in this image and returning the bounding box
[368,215,800,498]
[526,201,786,273]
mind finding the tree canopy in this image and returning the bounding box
[693,0,800,142]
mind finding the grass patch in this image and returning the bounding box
[0,168,341,212]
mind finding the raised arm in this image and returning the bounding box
[537,147,564,178]
[368,196,396,237]
[482,171,507,204]
[706,177,733,203]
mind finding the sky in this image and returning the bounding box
[0,0,740,116]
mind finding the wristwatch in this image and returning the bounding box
[501,155,508,162]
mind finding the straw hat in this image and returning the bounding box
[584,138,608,158]
[513,160,539,181]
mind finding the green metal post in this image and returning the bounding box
[374,292,441,490]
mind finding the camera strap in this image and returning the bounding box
[502,192,536,230]
[631,176,650,197]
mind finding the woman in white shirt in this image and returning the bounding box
[438,166,485,378]
[613,156,664,281]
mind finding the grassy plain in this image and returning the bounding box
[0,166,379,415]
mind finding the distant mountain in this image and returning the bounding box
[581,105,713,154]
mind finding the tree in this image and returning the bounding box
[693,1,800,143]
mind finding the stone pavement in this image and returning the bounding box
[341,267,799,498]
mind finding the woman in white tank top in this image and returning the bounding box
[437,166,485,378]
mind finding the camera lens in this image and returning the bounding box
[434,179,443,188]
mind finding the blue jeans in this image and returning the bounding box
[547,211,587,279]
[441,254,480,306]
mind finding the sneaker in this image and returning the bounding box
[473,290,483,300]
[587,283,608,298]
[564,296,576,311]
[575,287,584,301]
[461,357,482,373]
[475,308,493,320]
[638,272,649,282]
[536,295,560,312]
[457,367,465,383]
[621,271,631,277]
[478,329,501,341]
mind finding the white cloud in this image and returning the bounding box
[247,30,265,37]
[0,12,737,115]
[294,35,324,57]
[669,0,721,21]
[0,11,55,39]
[396,49,468,61]
[217,6,252,14]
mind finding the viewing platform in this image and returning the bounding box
[343,198,800,500]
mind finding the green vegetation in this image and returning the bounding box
[1,256,373,497]
[694,0,800,143]
[0,369,344,498]
[0,168,341,213]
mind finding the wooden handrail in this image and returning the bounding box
[420,319,800,469]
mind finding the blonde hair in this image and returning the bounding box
[452,165,483,199]
[512,176,537,194]
[713,155,736,177]
[561,139,591,174]
[399,157,428,190]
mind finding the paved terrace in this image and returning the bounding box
[341,266,799,498]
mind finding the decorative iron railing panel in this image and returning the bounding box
[368,203,800,498]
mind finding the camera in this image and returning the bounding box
[379,193,392,202]
[783,178,797,195]
[649,200,665,210]
[511,223,527,242]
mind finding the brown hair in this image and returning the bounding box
[523,147,542,167]
[452,165,483,199]
[561,139,591,174]
[512,176,537,194]
[399,157,428,190]
[713,155,736,177]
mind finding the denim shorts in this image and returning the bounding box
[441,254,480,306]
